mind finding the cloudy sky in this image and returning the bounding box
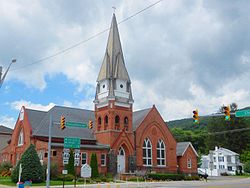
[0,0,250,128]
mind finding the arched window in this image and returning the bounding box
[124,117,128,125]
[104,115,108,130]
[98,117,102,125]
[115,115,120,124]
[142,138,152,166]
[124,117,128,131]
[105,115,108,124]
[118,147,125,156]
[157,139,166,166]
[18,129,24,146]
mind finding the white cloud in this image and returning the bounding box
[0,116,16,129]
[1,0,250,122]
[10,100,55,111]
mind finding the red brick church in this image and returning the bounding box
[0,14,198,175]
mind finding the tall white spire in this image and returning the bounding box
[95,14,133,107]
[97,13,130,82]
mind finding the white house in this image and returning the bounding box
[199,146,243,176]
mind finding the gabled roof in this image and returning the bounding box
[0,125,13,134]
[28,106,96,140]
[177,142,198,157]
[97,13,130,82]
[216,147,239,156]
[132,108,151,130]
[25,106,153,140]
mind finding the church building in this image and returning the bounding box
[0,14,198,176]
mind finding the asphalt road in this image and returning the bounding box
[4,176,250,188]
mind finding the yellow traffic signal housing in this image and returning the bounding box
[193,110,199,124]
[224,106,230,121]
[88,120,93,129]
[61,115,66,130]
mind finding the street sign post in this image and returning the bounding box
[235,110,250,117]
[64,137,80,149]
[66,122,87,128]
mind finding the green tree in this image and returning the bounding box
[240,144,250,163]
[66,149,75,176]
[90,153,99,178]
[244,161,250,173]
[206,115,250,154]
[11,144,45,183]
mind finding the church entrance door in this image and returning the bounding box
[117,147,125,173]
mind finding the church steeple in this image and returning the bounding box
[95,13,133,108]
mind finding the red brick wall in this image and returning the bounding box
[177,146,197,174]
[95,101,134,156]
[1,107,33,165]
[135,106,177,173]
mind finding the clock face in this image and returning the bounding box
[19,107,24,121]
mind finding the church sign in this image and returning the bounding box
[81,164,91,178]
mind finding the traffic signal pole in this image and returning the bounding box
[46,113,52,188]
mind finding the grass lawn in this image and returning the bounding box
[235,174,250,178]
[0,177,86,187]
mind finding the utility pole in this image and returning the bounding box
[0,59,16,88]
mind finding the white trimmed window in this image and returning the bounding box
[101,154,106,166]
[82,152,87,165]
[142,138,152,166]
[157,139,166,166]
[187,158,192,168]
[18,129,24,146]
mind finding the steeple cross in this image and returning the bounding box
[112,6,116,13]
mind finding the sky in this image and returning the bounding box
[0,0,250,129]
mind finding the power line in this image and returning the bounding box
[208,127,250,135]
[173,127,250,139]
[10,0,164,72]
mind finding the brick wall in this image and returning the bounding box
[177,146,198,174]
[135,106,178,173]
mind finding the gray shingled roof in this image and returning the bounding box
[26,106,152,140]
[28,106,96,140]
[132,108,151,130]
[176,142,198,157]
[0,125,13,134]
[0,134,11,151]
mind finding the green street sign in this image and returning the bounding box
[66,122,87,128]
[64,137,80,149]
[235,110,250,117]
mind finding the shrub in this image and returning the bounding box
[184,175,200,180]
[66,149,75,176]
[57,174,75,181]
[147,173,185,181]
[0,162,12,177]
[244,161,250,173]
[90,153,99,178]
[11,144,45,183]
[220,172,229,176]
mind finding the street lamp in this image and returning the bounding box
[0,59,16,88]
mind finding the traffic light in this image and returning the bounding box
[88,120,93,129]
[224,106,230,121]
[61,115,66,130]
[193,110,199,124]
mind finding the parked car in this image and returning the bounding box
[198,169,208,179]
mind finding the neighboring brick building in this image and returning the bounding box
[0,125,13,162]
[0,13,197,175]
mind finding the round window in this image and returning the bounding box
[120,84,123,88]
[102,84,105,88]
